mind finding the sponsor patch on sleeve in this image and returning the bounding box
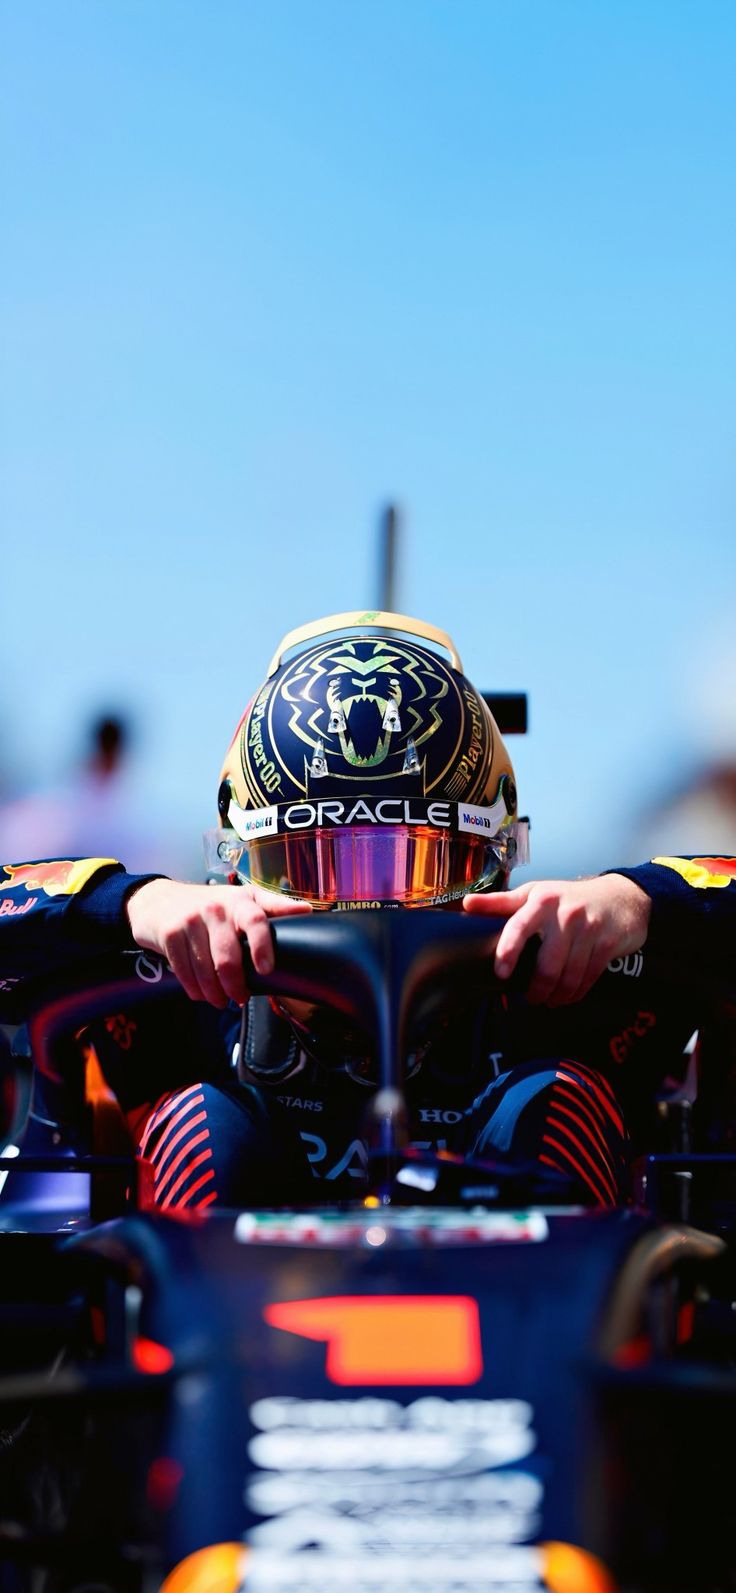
[0,859,119,897]
[651,856,736,890]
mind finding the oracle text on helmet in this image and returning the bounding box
[283,799,453,830]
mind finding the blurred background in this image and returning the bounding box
[1,0,734,881]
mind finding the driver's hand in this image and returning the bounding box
[126,879,312,1008]
[463,873,652,1006]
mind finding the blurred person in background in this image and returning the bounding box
[624,642,736,864]
[0,711,184,876]
[630,760,736,862]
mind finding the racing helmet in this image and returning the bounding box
[205,611,529,908]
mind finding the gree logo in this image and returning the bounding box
[263,1295,483,1386]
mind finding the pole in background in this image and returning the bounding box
[375,501,528,732]
[378,503,400,613]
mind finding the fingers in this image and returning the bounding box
[249,883,313,917]
[494,883,593,999]
[463,884,543,984]
[207,904,252,1006]
[167,920,231,1009]
[463,884,533,918]
[484,877,640,1005]
[234,894,275,980]
[527,930,596,1007]
[468,880,602,999]
[493,898,545,980]
[236,885,312,981]
[159,895,256,1005]
[127,878,313,1009]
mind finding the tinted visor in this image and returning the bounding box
[206,824,515,906]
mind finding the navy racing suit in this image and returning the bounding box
[1,855,734,1209]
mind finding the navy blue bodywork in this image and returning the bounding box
[0,908,735,1592]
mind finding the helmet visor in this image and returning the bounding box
[204,819,529,907]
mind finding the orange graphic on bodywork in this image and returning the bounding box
[264,1294,483,1384]
[541,1540,618,1591]
[158,1543,249,1593]
[0,858,118,896]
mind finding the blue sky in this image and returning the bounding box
[2,1,735,876]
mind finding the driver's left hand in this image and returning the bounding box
[463,873,652,1006]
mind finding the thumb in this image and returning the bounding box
[463,883,533,917]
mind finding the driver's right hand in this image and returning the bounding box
[125,879,312,1008]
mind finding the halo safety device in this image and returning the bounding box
[206,611,529,907]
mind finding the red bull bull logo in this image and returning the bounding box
[652,856,736,891]
[0,858,118,897]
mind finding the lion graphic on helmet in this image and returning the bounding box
[280,638,450,773]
